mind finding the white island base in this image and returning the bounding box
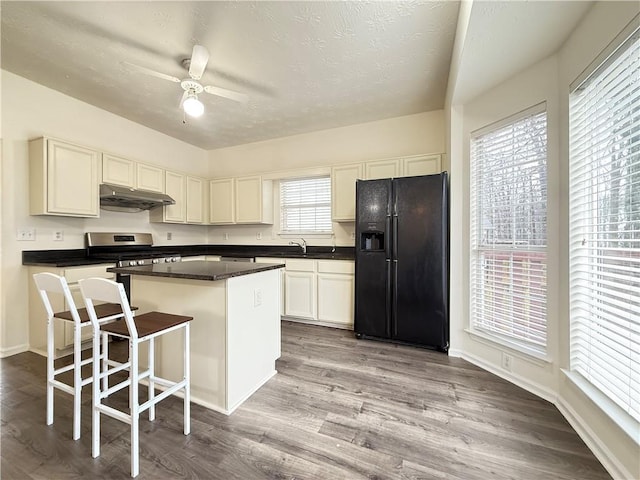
[129,268,281,415]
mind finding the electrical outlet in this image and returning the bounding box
[53,230,64,241]
[256,232,262,240]
[253,288,262,307]
[502,352,512,372]
[223,233,229,240]
[167,232,172,240]
[16,228,36,241]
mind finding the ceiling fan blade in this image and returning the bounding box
[122,62,181,83]
[188,45,209,80]
[203,85,249,103]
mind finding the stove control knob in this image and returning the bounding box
[164,258,171,263]
[129,261,137,266]
[137,260,144,266]
[152,258,159,264]
[171,257,179,262]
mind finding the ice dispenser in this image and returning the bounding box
[360,231,384,251]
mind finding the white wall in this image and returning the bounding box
[449,2,639,478]
[0,71,209,356]
[207,110,445,246]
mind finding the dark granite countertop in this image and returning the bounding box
[23,245,354,266]
[108,260,284,281]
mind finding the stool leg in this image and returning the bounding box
[91,331,101,459]
[46,317,54,427]
[102,332,109,393]
[184,323,190,436]
[130,338,140,478]
[73,323,82,440]
[148,337,155,421]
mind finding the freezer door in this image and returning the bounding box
[354,179,391,338]
[392,174,448,349]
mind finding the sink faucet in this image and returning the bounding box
[289,238,307,254]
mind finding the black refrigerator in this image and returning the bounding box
[354,172,449,352]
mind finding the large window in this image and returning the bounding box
[280,176,332,234]
[569,30,639,423]
[470,106,548,354]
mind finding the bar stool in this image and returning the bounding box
[79,277,192,478]
[32,272,136,441]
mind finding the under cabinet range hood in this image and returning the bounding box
[99,183,175,212]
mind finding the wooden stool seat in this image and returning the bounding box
[54,303,139,322]
[100,311,192,338]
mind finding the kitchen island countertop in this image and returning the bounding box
[108,260,284,281]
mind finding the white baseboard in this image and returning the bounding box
[447,348,463,358]
[460,350,556,403]
[556,397,634,480]
[1,343,29,358]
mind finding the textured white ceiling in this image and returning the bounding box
[1,1,460,150]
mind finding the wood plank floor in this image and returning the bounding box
[1,321,610,479]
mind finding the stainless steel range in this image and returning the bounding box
[86,232,181,298]
[86,232,181,266]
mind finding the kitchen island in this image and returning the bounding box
[108,260,284,415]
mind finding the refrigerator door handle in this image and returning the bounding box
[386,259,392,338]
[392,259,398,337]
[392,214,398,260]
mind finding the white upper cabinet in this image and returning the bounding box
[101,153,135,187]
[136,163,164,192]
[150,170,186,223]
[234,175,273,224]
[331,163,363,222]
[402,154,442,177]
[29,137,100,217]
[209,178,235,224]
[186,176,206,224]
[365,159,402,180]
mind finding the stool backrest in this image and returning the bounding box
[79,278,138,339]
[33,272,82,324]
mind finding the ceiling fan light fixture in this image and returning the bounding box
[183,94,204,117]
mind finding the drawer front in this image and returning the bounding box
[285,258,316,272]
[64,264,115,283]
[317,260,355,274]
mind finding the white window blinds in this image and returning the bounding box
[470,106,548,352]
[280,176,332,233]
[569,31,640,422]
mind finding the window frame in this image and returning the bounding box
[568,24,640,429]
[278,175,333,236]
[469,103,549,357]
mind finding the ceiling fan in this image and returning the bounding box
[123,45,248,118]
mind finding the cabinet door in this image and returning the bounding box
[402,154,441,177]
[136,163,164,192]
[284,271,316,319]
[210,178,235,224]
[332,163,363,222]
[255,257,285,316]
[186,176,205,224]
[365,159,401,180]
[47,139,99,216]
[164,171,186,223]
[235,176,262,223]
[317,274,354,327]
[102,153,135,187]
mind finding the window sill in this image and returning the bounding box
[278,232,334,239]
[464,328,552,366]
[562,369,640,445]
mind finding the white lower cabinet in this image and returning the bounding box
[273,258,354,329]
[316,260,355,328]
[255,257,285,315]
[28,264,116,357]
[284,259,317,320]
